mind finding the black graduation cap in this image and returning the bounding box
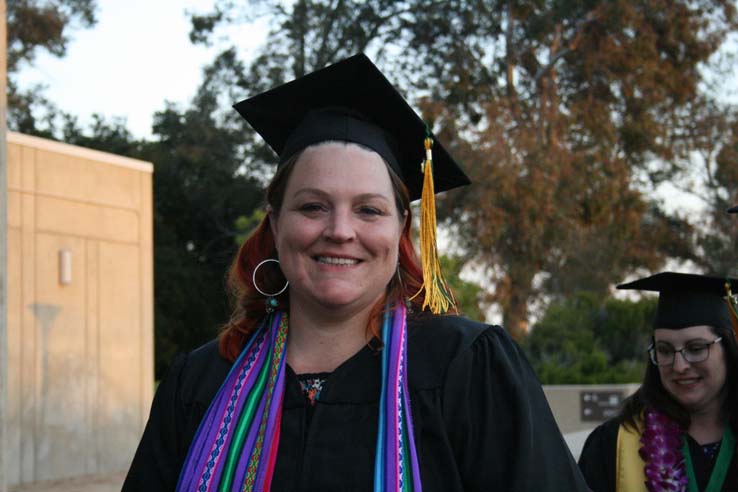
[728,205,738,214]
[233,53,470,201]
[617,272,738,331]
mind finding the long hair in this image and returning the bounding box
[619,322,738,434]
[219,147,427,362]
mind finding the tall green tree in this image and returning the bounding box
[146,88,264,377]
[190,0,735,338]
[407,0,734,338]
[523,292,655,383]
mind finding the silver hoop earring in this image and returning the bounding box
[252,258,289,312]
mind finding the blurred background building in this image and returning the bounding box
[4,132,153,489]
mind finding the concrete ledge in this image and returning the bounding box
[9,472,124,492]
[7,132,153,173]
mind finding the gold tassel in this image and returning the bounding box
[410,135,456,314]
[725,281,738,339]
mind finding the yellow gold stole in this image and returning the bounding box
[616,420,648,492]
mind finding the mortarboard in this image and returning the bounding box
[232,53,470,202]
[728,205,738,214]
[617,272,738,335]
[233,53,469,314]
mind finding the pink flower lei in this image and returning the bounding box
[638,408,689,492]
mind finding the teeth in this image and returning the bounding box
[316,256,358,266]
[675,379,699,385]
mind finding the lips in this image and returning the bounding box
[314,255,360,266]
[674,377,701,386]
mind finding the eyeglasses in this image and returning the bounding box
[647,337,723,366]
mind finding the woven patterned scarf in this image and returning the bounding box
[177,304,422,492]
[374,303,422,492]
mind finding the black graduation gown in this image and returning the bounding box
[123,315,588,491]
[578,418,738,492]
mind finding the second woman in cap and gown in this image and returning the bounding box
[578,272,738,492]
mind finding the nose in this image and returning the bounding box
[324,209,356,242]
[672,350,691,372]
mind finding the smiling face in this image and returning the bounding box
[269,142,406,317]
[654,325,728,416]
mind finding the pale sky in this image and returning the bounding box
[15,0,269,139]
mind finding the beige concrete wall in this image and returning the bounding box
[5,133,153,487]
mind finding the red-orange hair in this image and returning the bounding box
[219,148,426,362]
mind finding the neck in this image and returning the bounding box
[285,297,378,374]
[688,405,726,444]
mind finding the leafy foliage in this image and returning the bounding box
[7,0,96,73]
[144,73,266,378]
[189,0,737,341]
[406,0,735,338]
[234,208,267,246]
[7,0,98,133]
[523,292,656,384]
[440,255,485,322]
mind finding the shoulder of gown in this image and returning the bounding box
[409,314,590,491]
[577,418,620,492]
[406,313,489,389]
[122,339,232,492]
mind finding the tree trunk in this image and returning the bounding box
[500,269,534,341]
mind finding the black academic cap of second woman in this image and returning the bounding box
[617,272,738,332]
[728,205,738,213]
[232,53,470,202]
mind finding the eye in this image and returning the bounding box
[656,345,675,357]
[685,343,709,357]
[357,205,383,216]
[298,203,327,213]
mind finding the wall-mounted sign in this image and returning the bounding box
[580,391,624,422]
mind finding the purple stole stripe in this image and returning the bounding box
[402,346,422,489]
[386,307,402,491]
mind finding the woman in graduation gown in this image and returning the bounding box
[123,54,588,492]
[578,272,738,492]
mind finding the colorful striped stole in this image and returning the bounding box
[177,311,288,492]
[177,304,422,492]
[375,304,422,492]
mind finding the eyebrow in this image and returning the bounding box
[655,338,712,346]
[293,188,392,202]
